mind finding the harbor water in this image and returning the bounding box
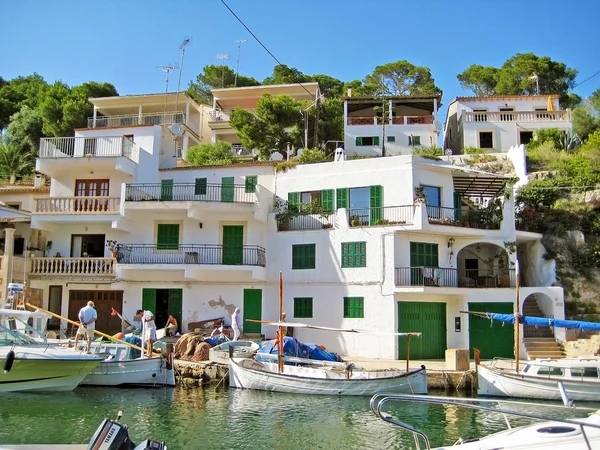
[0,386,596,450]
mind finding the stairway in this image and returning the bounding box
[522,296,566,359]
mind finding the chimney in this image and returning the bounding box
[347,88,352,97]
[34,174,43,189]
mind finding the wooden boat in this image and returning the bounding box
[371,393,600,449]
[228,357,427,396]
[208,340,259,364]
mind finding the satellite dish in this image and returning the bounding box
[445,149,453,157]
[170,123,184,137]
[434,120,443,131]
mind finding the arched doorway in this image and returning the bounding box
[522,293,554,338]
[457,242,512,288]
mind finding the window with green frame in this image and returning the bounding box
[409,242,439,267]
[294,297,313,318]
[245,175,257,193]
[194,178,207,195]
[156,224,180,250]
[344,297,364,318]
[292,244,316,269]
[341,241,366,268]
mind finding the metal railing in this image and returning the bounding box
[30,257,117,277]
[346,115,434,126]
[427,206,501,230]
[395,267,515,288]
[34,197,121,214]
[277,213,336,231]
[39,136,139,162]
[116,244,266,267]
[349,205,415,227]
[231,144,253,156]
[87,112,185,128]
[463,110,570,123]
[125,183,257,203]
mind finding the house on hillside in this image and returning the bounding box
[443,95,573,154]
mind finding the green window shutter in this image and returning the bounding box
[157,224,179,250]
[369,185,383,225]
[294,297,313,318]
[409,242,439,267]
[321,189,334,212]
[336,188,349,210]
[245,175,257,193]
[355,137,362,146]
[373,136,380,146]
[292,244,316,269]
[453,192,463,220]
[288,192,300,212]
[194,178,207,195]
[344,297,364,318]
[341,241,366,268]
[160,179,173,201]
[142,289,157,313]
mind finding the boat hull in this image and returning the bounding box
[0,358,99,392]
[209,341,258,365]
[229,358,427,396]
[478,364,600,401]
[81,357,175,387]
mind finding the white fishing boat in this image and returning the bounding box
[208,340,259,364]
[229,357,427,396]
[371,393,600,449]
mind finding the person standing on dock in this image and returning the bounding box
[75,301,97,353]
[231,308,241,341]
[136,309,156,357]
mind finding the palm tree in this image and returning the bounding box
[0,143,34,184]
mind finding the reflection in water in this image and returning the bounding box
[0,387,597,450]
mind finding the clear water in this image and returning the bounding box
[0,386,594,450]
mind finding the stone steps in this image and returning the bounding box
[524,337,565,359]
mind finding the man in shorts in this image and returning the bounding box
[75,301,97,353]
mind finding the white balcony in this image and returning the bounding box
[32,196,122,228]
[29,257,117,280]
[462,110,570,123]
[37,136,139,177]
[86,112,200,135]
[346,115,435,126]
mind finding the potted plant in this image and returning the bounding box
[350,216,361,227]
[273,198,296,231]
[106,240,119,258]
[414,186,427,204]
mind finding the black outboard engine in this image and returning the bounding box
[86,412,167,450]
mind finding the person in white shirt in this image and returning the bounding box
[75,301,97,353]
[231,308,241,341]
[136,309,156,357]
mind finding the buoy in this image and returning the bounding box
[4,350,15,374]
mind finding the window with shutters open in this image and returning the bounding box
[157,224,180,250]
[355,136,379,146]
[341,241,366,268]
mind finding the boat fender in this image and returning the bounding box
[4,350,15,374]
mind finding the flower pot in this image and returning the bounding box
[110,251,118,258]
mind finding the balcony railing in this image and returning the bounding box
[427,206,501,230]
[231,144,253,156]
[349,205,415,227]
[87,112,185,128]
[277,213,336,231]
[39,136,139,162]
[209,109,255,123]
[35,197,121,214]
[395,267,515,288]
[30,258,117,277]
[125,183,257,203]
[347,115,434,126]
[462,110,570,123]
[116,244,266,267]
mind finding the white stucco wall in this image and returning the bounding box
[344,124,438,156]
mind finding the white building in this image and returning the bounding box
[343,93,442,157]
[443,95,573,153]
[6,91,565,361]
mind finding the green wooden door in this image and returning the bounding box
[161,179,173,201]
[409,242,439,285]
[221,177,234,203]
[243,289,262,334]
[369,185,383,225]
[469,302,514,359]
[142,288,157,313]
[222,225,243,265]
[168,289,183,330]
[453,192,463,220]
[398,302,447,359]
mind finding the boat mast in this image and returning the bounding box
[514,259,521,371]
[278,271,284,374]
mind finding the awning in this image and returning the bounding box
[452,171,509,197]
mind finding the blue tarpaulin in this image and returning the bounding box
[487,313,600,331]
[122,335,142,359]
[257,337,343,362]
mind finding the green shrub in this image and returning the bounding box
[185,141,234,166]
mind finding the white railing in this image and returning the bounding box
[87,112,185,128]
[463,110,570,123]
[34,197,121,214]
[39,136,139,162]
[30,257,116,277]
[231,144,253,156]
[209,110,231,122]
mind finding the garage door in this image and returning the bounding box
[398,301,447,359]
[468,302,514,359]
[69,290,124,336]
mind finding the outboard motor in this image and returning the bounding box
[86,412,167,450]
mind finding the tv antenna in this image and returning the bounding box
[175,37,191,115]
[234,39,247,87]
[157,64,176,111]
[216,53,231,88]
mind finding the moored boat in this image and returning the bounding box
[208,340,259,364]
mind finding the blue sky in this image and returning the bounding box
[2,0,599,117]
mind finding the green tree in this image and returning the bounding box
[0,142,34,184]
[573,88,600,139]
[230,94,304,160]
[263,64,312,85]
[317,97,344,144]
[456,65,499,96]
[184,141,234,166]
[0,73,49,129]
[187,65,260,105]
[356,60,442,97]
[5,106,44,155]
